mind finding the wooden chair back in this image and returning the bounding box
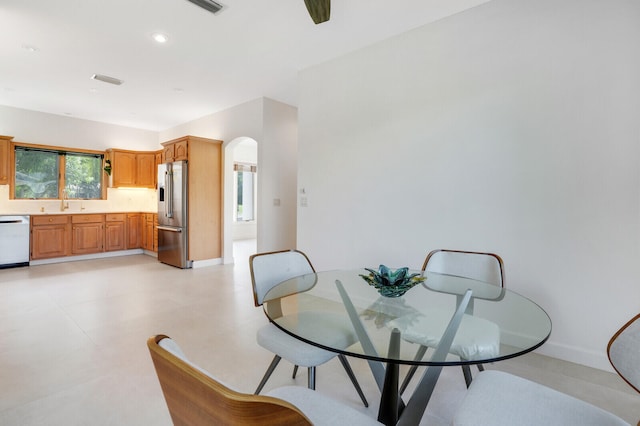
[147,335,312,425]
[608,313,640,395]
[423,249,505,287]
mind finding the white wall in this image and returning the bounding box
[297,0,640,371]
[259,98,298,252]
[0,105,158,150]
[159,97,298,262]
[0,105,159,214]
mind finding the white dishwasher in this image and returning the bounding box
[0,215,30,268]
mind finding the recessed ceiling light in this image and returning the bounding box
[89,88,98,93]
[22,44,38,52]
[152,33,169,43]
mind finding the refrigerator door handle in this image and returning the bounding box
[165,170,173,218]
[157,225,182,232]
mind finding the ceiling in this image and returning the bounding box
[0,0,490,131]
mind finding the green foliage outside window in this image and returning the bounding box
[15,149,59,198]
[65,153,102,199]
[15,147,103,199]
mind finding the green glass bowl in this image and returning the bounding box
[360,265,425,297]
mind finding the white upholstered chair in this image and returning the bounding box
[398,249,505,392]
[608,313,640,396]
[148,335,381,426]
[250,249,368,407]
[452,314,640,426]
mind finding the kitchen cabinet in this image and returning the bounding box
[105,213,126,251]
[141,213,157,252]
[71,214,104,255]
[31,215,70,260]
[155,151,162,187]
[136,153,156,188]
[108,149,156,188]
[160,135,223,262]
[161,138,188,163]
[110,150,135,187]
[0,135,12,185]
[126,213,141,249]
[30,212,158,262]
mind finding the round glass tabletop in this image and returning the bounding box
[263,269,552,365]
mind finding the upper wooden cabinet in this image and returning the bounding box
[136,152,156,187]
[0,135,13,185]
[161,137,188,163]
[108,149,156,188]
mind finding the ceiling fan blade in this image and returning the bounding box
[304,0,330,24]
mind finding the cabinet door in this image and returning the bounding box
[112,151,136,187]
[136,153,156,188]
[153,214,158,252]
[142,214,154,250]
[72,223,104,255]
[31,225,69,259]
[155,151,162,187]
[162,144,174,163]
[126,213,141,249]
[174,140,188,161]
[0,137,9,185]
[105,222,126,251]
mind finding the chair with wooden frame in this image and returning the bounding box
[147,335,381,426]
[452,314,640,425]
[608,313,640,426]
[399,249,505,393]
[250,249,368,407]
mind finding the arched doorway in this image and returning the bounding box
[223,137,257,264]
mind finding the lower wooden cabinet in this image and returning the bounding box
[141,213,157,252]
[105,214,126,251]
[30,212,155,261]
[71,215,104,255]
[31,215,70,260]
[126,213,141,249]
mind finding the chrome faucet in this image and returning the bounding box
[60,189,69,211]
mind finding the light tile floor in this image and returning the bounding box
[1,240,638,425]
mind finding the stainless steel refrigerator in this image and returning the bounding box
[157,161,192,268]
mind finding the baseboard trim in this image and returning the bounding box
[30,249,145,266]
[534,340,614,372]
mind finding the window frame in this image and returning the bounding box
[10,142,107,200]
[233,162,257,222]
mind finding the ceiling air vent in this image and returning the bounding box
[91,74,124,85]
[185,0,224,14]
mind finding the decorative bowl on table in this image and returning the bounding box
[360,265,425,297]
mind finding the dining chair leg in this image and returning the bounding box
[308,366,316,390]
[338,354,369,407]
[399,344,428,395]
[461,364,473,388]
[255,355,282,394]
[292,365,299,379]
[477,364,484,372]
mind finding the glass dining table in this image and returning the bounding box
[262,269,552,426]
